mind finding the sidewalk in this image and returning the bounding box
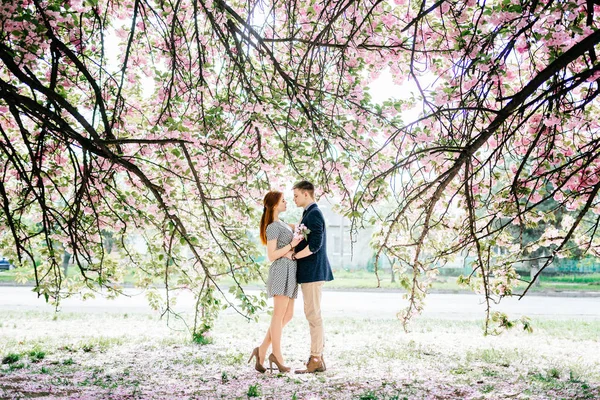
[2,285,600,319]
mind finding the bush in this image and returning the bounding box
[192,331,213,346]
[9,362,25,371]
[2,353,20,364]
[247,383,261,397]
[29,350,46,362]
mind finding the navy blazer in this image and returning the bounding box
[296,203,334,284]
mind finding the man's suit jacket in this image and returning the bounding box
[296,203,334,284]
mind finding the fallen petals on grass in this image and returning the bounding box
[0,310,599,399]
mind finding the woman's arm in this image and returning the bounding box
[288,223,296,231]
[266,239,295,262]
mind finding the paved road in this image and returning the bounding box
[1,286,599,320]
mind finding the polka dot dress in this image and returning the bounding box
[266,221,299,299]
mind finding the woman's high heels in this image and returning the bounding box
[248,347,266,373]
[268,353,291,373]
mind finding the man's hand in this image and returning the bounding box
[293,246,313,260]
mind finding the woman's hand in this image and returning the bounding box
[291,237,302,247]
[283,250,295,260]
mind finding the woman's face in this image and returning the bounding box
[277,196,287,212]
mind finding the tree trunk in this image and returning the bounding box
[62,251,71,278]
[530,261,541,287]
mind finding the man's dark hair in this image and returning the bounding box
[293,180,315,197]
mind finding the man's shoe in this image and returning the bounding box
[295,355,326,374]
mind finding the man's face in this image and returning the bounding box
[293,189,306,208]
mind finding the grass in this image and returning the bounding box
[541,273,600,284]
[218,269,600,292]
[78,337,125,353]
[358,391,379,400]
[481,384,495,393]
[547,367,561,379]
[3,266,600,293]
[247,383,261,397]
[9,362,26,371]
[325,270,600,292]
[28,350,46,362]
[0,268,139,284]
[221,371,229,383]
[0,269,18,283]
[0,310,598,399]
[2,353,20,364]
[465,347,521,366]
[219,351,245,366]
[192,331,214,346]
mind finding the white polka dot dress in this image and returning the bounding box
[266,221,298,299]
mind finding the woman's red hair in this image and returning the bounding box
[260,191,282,245]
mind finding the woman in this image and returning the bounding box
[248,190,301,373]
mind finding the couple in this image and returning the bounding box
[249,180,334,374]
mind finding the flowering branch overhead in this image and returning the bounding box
[0,0,599,333]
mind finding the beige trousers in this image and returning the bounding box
[301,281,325,357]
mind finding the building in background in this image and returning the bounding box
[318,199,374,271]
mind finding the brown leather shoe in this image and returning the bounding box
[295,355,326,374]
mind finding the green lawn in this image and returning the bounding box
[0,270,18,283]
[2,267,600,293]
[326,270,600,292]
[0,268,139,285]
[218,269,600,292]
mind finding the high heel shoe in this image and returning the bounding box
[248,347,266,373]
[268,353,291,373]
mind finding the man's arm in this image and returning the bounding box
[294,245,312,259]
[294,213,324,260]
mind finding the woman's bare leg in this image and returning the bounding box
[259,295,292,362]
[282,298,294,326]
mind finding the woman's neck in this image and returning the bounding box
[273,210,280,221]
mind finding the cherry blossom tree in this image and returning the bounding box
[1,0,599,334]
[0,0,385,336]
[363,0,600,333]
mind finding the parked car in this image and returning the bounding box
[0,257,12,271]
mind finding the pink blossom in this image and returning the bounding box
[529,192,542,203]
[544,115,561,127]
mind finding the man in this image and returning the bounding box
[291,180,334,373]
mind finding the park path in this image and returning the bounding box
[1,286,599,320]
